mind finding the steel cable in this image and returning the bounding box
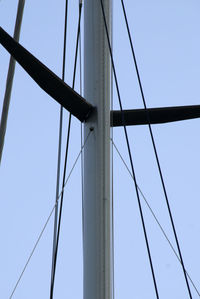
[99,1,160,297]
[112,137,200,297]
[51,0,69,287]
[49,2,83,298]
[79,8,85,255]
[0,0,25,165]
[120,1,192,297]
[9,130,91,299]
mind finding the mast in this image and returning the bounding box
[83,1,113,299]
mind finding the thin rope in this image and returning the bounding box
[9,130,91,299]
[59,129,92,197]
[120,1,192,297]
[112,137,200,297]
[51,0,68,286]
[50,3,83,298]
[99,1,159,297]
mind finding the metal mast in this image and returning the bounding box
[2,2,200,298]
[83,1,113,299]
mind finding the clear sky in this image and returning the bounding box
[1,0,200,298]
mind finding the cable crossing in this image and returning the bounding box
[50,0,69,290]
[112,137,200,297]
[50,2,83,298]
[9,129,92,299]
[120,1,192,297]
[100,0,160,297]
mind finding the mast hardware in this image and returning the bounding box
[1,26,200,126]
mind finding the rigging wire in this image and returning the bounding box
[78,1,83,224]
[50,0,69,286]
[0,0,25,165]
[120,1,192,297]
[50,2,83,298]
[111,138,200,297]
[99,1,160,298]
[8,130,91,299]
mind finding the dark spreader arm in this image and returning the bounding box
[0,26,93,122]
[1,27,200,127]
[111,105,200,127]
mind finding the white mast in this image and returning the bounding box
[83,1,113,299]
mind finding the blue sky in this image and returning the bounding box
[1,0,200,298]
